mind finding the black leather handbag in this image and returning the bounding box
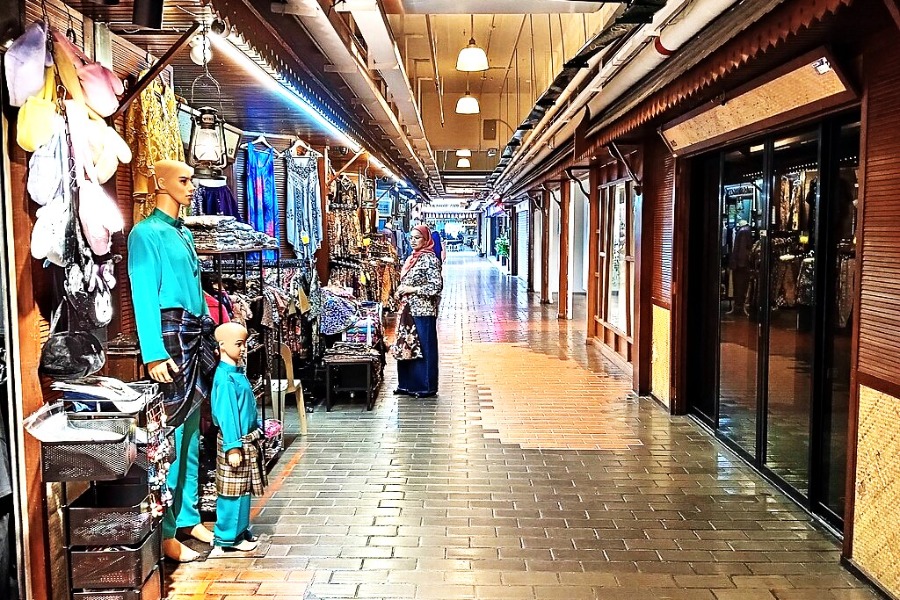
[39,301,105,380]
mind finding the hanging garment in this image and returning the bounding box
[796,257,816,306]
[246,144,278,260]
[286,155,323,261]
[124,73,184,224]
[198,184,241,218]
[838,256,856,327]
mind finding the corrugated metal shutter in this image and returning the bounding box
[857,38,900,385]
[517,208,529,280]
[650,140,675,308]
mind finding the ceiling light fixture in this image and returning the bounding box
[210,34,362,153]
[456,158,471,168]
[455,149,472,157]
[456,15,489,72]
[455,74,480,114]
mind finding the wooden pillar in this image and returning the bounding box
[540,189,551,304]
[586,166,600,341]
[509,207,518,276]
[670,160,691,414]
[315,149,330,285]
[558,179,571,320]
[8,130,52,600]
[527,196,535,293]
[633,178,653,396]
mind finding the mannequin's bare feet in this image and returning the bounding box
[162,538,200,563]
[188,524,214,544]
[231,539,259,552]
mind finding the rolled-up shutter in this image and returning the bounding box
[517,208,529,280]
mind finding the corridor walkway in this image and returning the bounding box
[167,252,874,600]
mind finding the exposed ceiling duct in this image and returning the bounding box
[271,0,442,195]
[388,0,604,14]
[492,0,742,193]
[334,0,443,192]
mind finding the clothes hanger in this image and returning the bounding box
[288,137,322,158]
[240,134,281,156]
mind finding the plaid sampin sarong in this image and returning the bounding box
[160,309,217,428]
[216,428,267,497]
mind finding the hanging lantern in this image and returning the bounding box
[188,106,228,176]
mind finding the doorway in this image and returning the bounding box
[684,114,859,531]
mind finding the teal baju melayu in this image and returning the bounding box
[211,362,259,546]
[127,208,210,540]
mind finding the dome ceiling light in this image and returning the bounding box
[456,157,471,168]
[456,14,489,72]
[455,149,472,157]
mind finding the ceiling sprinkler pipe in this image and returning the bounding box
[499,0,738,192]
[496,0,686,189]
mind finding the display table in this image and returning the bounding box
[323,355,381,411]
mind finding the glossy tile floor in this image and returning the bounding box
[167,251,875,600]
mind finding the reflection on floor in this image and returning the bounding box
[166,251,872,600]
[718,304,851,504]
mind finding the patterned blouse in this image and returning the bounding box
[400,252,443,317]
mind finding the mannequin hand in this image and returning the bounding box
[147,359,180,383]
[397,285,416,296]
[227,449,243,468]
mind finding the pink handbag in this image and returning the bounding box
[51,30,123,118]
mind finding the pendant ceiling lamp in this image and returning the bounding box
[456,15,489,72]
[455,149,472,157]
[456,157,471,168]
[455,74,480,114]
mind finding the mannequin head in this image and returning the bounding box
[152,160,195,218]
[215,322,248,366]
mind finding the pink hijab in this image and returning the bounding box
[401,225,435,277]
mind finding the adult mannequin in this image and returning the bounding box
[128,159,216,563]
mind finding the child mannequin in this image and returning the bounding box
[211,322,267,551]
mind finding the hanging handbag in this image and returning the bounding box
[389,302,423,361]
[39,301,105,380]
[51,30,123,118]
[16,66,61,152]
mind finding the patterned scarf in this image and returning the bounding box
[401,225,435,278]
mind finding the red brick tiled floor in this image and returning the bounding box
[166,252,875,600]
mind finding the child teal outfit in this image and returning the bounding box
[210,362,266,547]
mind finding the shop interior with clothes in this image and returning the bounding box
[0,0,417,594]
[684,114,860,531]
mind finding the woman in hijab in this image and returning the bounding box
[394,225,444,398]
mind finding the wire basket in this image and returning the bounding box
[71,527,160,590]
[68,484,153,547]
[42,420,136,482]
[71,565,161,600]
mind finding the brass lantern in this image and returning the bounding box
[188,106,227,177]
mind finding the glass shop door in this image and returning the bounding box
[690,115,859,531]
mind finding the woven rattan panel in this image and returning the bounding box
[650,304,671,407]
[857,34,900,386]
[853,385,900,596]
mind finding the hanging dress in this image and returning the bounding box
[286,154,323,262]
[246,144,278,260]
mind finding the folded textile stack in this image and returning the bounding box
[325,341,382,362]
[183,215,278,252]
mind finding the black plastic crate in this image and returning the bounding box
[68,484,153,547]
[71,527,160,590]
[41,418,137,482]
[72,565,161,600]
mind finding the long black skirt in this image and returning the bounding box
[396,315,439,395]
